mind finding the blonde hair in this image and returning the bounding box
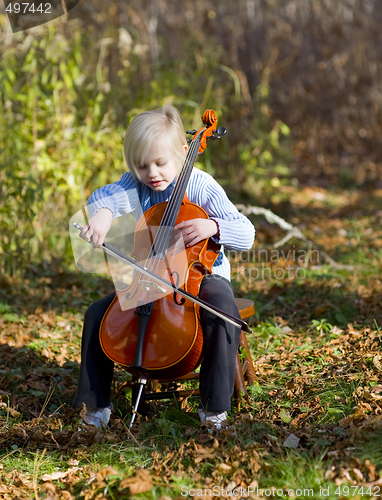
[124,105,187,180]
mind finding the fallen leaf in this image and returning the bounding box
[217,463,231,473]
[280,409,292,423]
[41,467,80,482]
[41,471,68,481]
[283,434,300,449]
[120,469,152,494]
[352,468,364,481]
[67,458,79,466]
[373,355,382,372]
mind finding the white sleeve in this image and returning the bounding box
[187,170,255,251]
[87,172,140,219]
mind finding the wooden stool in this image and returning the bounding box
[138,298,256,406]
[233,298,257,401]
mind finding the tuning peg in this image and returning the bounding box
[186,129,197,135]
[210,127,227,140]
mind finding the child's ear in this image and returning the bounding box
[183,144,188,154]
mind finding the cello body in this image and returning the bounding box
[99,199,220,379]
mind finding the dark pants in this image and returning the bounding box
[73,275,241,413]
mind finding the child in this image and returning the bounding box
[74,105,255,429]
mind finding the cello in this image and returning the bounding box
[75,110,250,423]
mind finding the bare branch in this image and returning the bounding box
[236,204,354,270]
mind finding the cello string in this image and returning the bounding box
[157,136,199,238]
[138,135,201,294]
[157,131,201,236]
[146,134,200,260]
[158,133,200,230]
[145,137,199,279]
[152,137,199,274]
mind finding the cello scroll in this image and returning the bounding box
[186,109,226,154]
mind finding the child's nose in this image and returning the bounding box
[148,165,158,178]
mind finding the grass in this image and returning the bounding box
[0,189,381,498]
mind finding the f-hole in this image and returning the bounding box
[170,271,186,305]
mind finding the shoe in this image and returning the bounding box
[82,404,113,429]
[198,408,228,430]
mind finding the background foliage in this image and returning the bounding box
[1,2,382,498]
[1,0,382,273]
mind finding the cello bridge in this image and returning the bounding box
[138,279,167,293]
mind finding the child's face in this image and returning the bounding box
[137,136,186,192]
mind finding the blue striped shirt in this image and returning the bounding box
[88,168,255,280]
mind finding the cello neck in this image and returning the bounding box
[149,131,203,259]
